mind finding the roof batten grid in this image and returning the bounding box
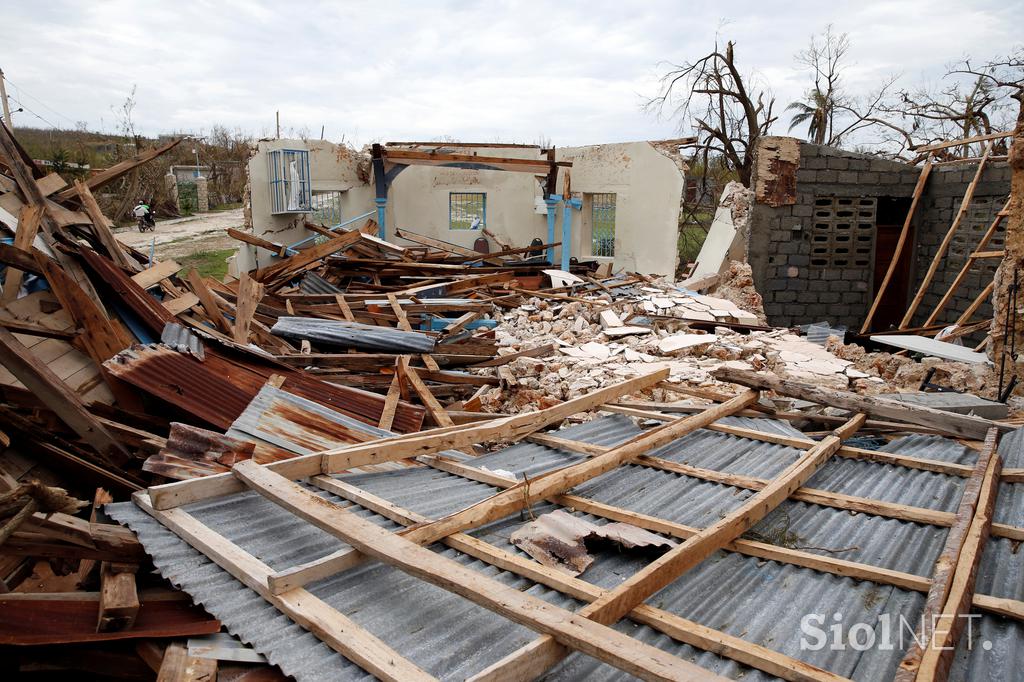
[309,476,849,682]
[231,460,725,682]
[469,414,868,681]
[417,443,1024,623]
[131,371,1023,680]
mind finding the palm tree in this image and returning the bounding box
[787,90,832,145]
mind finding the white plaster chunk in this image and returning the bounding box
[658,333,718,353]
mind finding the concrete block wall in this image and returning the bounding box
[749,137,1011,332]
[748,141,918,330]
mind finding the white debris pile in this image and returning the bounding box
[475,280,885,414]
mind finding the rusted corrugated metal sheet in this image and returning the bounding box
[104,345,253,429]
[142,422,256,480]
[228,385,385,456]
[105,343,425,436]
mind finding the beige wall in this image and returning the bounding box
[243,140,685,276]
[385,146,547,251]
[238,138,373,273]
[557,141,684,275]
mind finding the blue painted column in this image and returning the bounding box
[561,196,581,271]
[375,197,387,240]
[544,195,560,264]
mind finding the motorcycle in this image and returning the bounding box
[137,213,156,232]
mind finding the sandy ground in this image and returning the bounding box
[113,208,244,260]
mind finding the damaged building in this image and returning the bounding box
[237,138,691,277]
[745,136,1011,334]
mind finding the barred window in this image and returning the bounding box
[449,192,486,230]
[588,193,616,257]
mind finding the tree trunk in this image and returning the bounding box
[988,95,1024,388]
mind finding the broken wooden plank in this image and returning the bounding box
[162,292,200,316]
[712,367,1010,439]
[97,561,139,632]
[56,138,184,202]
[0,204,42,304]
[227,227,287,258]
[186,268,233,336]
[132,260,182,290]
[399,357,454,427]
[75,180,138,271]
[0,325,130,466]
[232,272,265,345]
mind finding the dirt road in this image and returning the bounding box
[114,208,244,260]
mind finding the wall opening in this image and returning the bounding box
[583,192,616,257]
[870,196,914,331]
[449,192,486,230]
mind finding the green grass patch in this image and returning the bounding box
[211,202,243,212]
[176,248,234,281]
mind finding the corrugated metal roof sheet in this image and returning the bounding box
[104,344,254,429]
[300,272,344,295]
[160,322,205,360]
[110,414,1024,681]
[272,316,436,353]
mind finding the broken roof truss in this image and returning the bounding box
[123,367,1023,681]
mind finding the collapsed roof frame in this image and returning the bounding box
[132,367,1019,681]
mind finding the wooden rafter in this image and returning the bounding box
[860,158,932,333]
[900,143,993,329]
[470,414,866,680]
[233,460,723,682]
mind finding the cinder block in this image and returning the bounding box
[816,170,838,183]
[859,171,880,184]
[803,156,827,170]
[827,157,850,170]
[848,159,869,171]
[838,171,859,184]
[797,291,819,303]
[819,292,841,303]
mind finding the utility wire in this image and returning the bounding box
[7,95,60,129]
[5,78,79,126]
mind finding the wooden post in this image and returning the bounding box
[860,158,932,333]
[989,96,1024,369]
[900,144,993,328]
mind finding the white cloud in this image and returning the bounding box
[0,0,1019,146]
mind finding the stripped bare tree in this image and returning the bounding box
[647,40,776,187]
[788,25,850,145]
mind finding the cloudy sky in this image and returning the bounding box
[1,1,1019,147]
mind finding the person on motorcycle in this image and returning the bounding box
[132,200,155,231]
